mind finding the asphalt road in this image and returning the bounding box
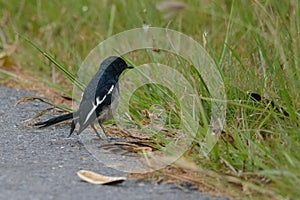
[0,86,228,200]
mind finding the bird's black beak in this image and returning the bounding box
[127,66,134,69]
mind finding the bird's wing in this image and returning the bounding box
[77,79,117,129]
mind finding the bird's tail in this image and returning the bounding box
[34,113,74,128]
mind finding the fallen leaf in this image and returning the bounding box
[77,170,126,185]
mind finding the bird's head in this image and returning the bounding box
[101,56,133,77]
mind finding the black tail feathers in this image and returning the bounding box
[34,113,74,128]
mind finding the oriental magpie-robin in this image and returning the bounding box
[35,56,133,138]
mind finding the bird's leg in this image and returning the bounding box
[97,120,124,142]
[99,124,107,136]
[97,119,107,135]
[90,124,102,139]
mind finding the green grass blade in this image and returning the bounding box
[17,33,85,91]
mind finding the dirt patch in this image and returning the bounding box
[1,64,72,107]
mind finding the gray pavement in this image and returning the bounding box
[0,86,228,200]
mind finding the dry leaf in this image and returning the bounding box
[77,170,126,185]
[132,146,152,153]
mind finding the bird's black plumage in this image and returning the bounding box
[35,56,133,138]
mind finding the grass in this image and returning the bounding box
[1,0,300,199]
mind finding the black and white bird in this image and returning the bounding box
[35,56,133,138]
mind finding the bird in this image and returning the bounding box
[34,56,134,138]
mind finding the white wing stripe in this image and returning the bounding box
[83,95,106,124]
[107,85,114,94]
[82,84,115,125]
